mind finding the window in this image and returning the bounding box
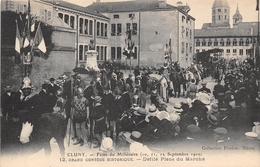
[58,13,63,20]
[190,30,192,39]
[214,39,218,46]
[196,39,200,46]
[220,39,224,46]
[239,39,244,46]
[219,15,221,20]
[196,49,200,53]
[246,49,251,55]
[190,46,192,53]
[182,42,185,53]
[182,15,185,22]
[84,19,88,34]
[70,16,75,29]
[208,39,212,46]
[226,39,230,46]
[105,24,107,37]
[213,10,215,14]
[89,20,93,35]
[104,46,107,61]
[79,18,83,34]
[97,22,100,36]
[218,9,221,12]
[133,47,138,59]
[117,24,122,36]
[133,23,137,35]
[233,39,237,46]
[101,46,104,60]
[64,14,69,24]
[202,40,206,46]
[233,49,237,54]
[246,39,250,46]
[213,16,215,22]
[239,49,243,55]
[111,47,116,59]
[97,46,100,60]
[117,47,121,59]
[226,49,230,54]
[202,49,205,52]
[129,14,135,18]
[101,23,104,37]
[224,9,227,12]
[111,24,116,36]
[186,28,189,37]
[40,9,51,22]
[114,14,119,19]
[84,45,88,60]
[79,45,83,61]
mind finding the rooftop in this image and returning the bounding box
[195,22,258,38]
[212,0,229,8]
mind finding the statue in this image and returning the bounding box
[89,39,95,50]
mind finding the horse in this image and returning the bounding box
[19,113,67,157]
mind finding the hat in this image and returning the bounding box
[61,74,68,79]
[150,89,157,96]
[211,103,218,112]
[49,78,55,82]
[157,111,170,121]
[207,114,218,125]
[21,77,32,89]
[148,105,157,113]
[187,124,201,134]
[198,93,211,105]
[169,113,180,123]
[191,79,195,83]
[42,83,48,89]
[245,132,258,139]
[213,127,228,136]
[94,96,102,103]
[136,75,142,79]
[100,137,114,151]
[129,73,133,76]
[4,86,12,91]
[133,107,146,116]
[173,103,183,113]
[126,131,142,143]
[201,81,206,86]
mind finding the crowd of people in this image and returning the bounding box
[1,60,260,154]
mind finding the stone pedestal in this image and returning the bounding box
[85,50,100,71]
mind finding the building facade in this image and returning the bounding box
[86,0,195,68]
[1,0,195,68]
[195,0,257,62]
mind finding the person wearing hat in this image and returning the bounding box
[11,77,41,143]
[133,66,141,83]
[99,137,115,152]
[198,82,211,95]
[126,131,152,153]
[186,79,197,100]
[172,103,183,115]
[48,78,60,97]
[145,105,160,122]
[185,124,202,141]
[133,84,146,108]
[213,80,225,101]
[71,87,89,146]
[90,96,108,148]
[38,81,54,114]
[213,127,229,144]
[1,86,15,121]
[126,73,134,90]
[110,73,117,92]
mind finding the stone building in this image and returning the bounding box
[195,0,257,61]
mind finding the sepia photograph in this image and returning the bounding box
[1,0,260,167]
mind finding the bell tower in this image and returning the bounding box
[212,0,230,27]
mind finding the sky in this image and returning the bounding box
[63,0,259,29]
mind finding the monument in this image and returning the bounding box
[85,39,100,71]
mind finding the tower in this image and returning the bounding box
[233,4,243,28]
[212,0,230,27]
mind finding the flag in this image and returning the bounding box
[257,0,259,11]
[15,20,22,54]
[169,31,172,54]
[31,23,35,32]
[34,24,46,53]
[23,37,30,47]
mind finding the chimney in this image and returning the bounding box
[176,1,183,7]
[158,0,166,8]
[96,0,100,3]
